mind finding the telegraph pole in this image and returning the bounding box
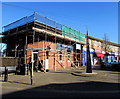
[86,27,92,73]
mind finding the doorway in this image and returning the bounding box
[32,52,38,71]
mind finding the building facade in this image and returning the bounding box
[1,12,120,73]
[1,12,86,72]
[82,36,120,66]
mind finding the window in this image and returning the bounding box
[89,40,92,45]
[67,48,71,53]
[101,43,104,48]
[94,41,97,46]
[59,51,62,61]
[68,53,71,62]
[98,42,101,47]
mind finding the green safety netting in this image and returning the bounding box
[62,26,86,43]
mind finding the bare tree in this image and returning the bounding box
[101,33,112,67]
[102,33,110,54]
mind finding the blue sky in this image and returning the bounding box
[2,2,118,44]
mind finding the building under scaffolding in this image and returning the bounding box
[1,12,86,72]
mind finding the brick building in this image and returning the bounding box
[1,12,86,72]
[1,12,120,73]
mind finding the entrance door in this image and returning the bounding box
[32,52,38,71]
[32,52,38,62]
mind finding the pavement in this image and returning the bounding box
[0,65,120,98]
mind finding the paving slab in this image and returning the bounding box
[0,66,120,98]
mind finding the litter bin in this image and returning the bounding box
[101,62,105,70]
[20,64,26,75]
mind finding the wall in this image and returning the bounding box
[26,40,73,70]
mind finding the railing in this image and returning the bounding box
[3,12,86,43]
[35,12,62,30]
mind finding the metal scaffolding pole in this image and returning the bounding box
[25,34,27,64]
[31,30,35,76]
[44,17,48,72]
[80,44,83,67]
[15,27,18,57]
[54,22,57,71]
[25,34,28,75]
[25,16,29,64]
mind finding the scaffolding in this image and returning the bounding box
[1,12,86,74]
[3,12,86,42]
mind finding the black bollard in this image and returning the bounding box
[30,69,33,85]
[29,65,33,85]
[27,64,29,75]
[4,67,8,82]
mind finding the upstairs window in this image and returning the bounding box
[59,51,62,61]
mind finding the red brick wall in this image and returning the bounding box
[26,40,73,70]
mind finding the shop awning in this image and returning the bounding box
[95,53,104,57]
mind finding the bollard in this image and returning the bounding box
[27,64,29,75]
[29,65,33,85]
[4,67,8,82]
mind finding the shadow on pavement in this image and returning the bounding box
[7,81,31,85]
[92,65,120,72]
[49,71,71,74]
[2,81,120,98]
[71,73,88,77]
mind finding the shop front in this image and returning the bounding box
[82,47,94,66]
[107,52,115,63]
[94,50,104,65]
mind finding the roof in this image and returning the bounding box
[2,12,119,47]
[88,35,120,47]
